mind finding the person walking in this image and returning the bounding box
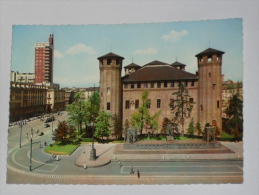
[119,160,122,167]
[137,170,140,179]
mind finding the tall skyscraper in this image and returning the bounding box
[34,34,54,84]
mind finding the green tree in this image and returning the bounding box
[85,91,100,130]
[187,118,195,137]
[94,111,111,140]
[195,122,202,136]
[170,82,194,136]
[131,91,161,134]
[52,120,75,143]
[224,93,243,138]
[66,92,87,136]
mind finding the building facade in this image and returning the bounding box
[10,71,35,83]
[34,34,54,84]
[9,82,48,122]
[98,48,225,137]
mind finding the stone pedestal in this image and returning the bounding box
[90,147,96,160]
[166,136,174,143]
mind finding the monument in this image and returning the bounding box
[166,122,174,143]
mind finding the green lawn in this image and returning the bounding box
[44,143,79,155]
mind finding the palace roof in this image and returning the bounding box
[122,63,197,82]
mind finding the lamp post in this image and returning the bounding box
[90,84,96,160]
[26,128,35,171]
[52,112,54,132]
[19,119,23,148]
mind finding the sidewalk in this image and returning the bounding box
[74,141,243,168]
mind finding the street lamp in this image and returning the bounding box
[26,128,36,171]
[19,119,23,148]
[90,84,96,161]
[52,112,54,132]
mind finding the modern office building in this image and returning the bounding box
[34,34,54,84]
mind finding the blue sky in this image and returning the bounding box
[11,18,243,88]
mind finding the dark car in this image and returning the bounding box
[44,124,50,128]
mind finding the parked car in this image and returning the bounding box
[44,124,50,128]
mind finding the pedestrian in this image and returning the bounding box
[130,166,134,174]
[56,154,59,161]
[137,170,140,179]
[44,141,47,146]
[83,162,87,169]
[119,160,122,167]
[39,143,41,148]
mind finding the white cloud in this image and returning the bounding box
[65,43,96,55]
[133,47,158,55]
[162,30,188,43]
[54,50,64,58]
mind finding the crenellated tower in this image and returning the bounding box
[98,52,124,137]
[196,48,225,135]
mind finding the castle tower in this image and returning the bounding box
[124,63,141,75]
[98,52,124,136]
[196,48,225,135]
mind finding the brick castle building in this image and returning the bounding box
[98,48,224,136]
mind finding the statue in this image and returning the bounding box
[126,129,137,144]
[167,123,173,136]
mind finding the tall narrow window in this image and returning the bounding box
[200,105,203,112]
[178,81,181,87]
[131,83,135,89]
[125,100,130,109]
[107,87,110,94]
[209,72,211,77]
[185,81,188,87]
[116,59,120,65]
[107,59,112,65]
[217,100,220,108]
[157,82,161,88]
[137,83,141,88]
[135,100,139,109]
[191,80,195,86]
[107,102,110,110]
[213,84,216,90]
[189,98,194,103]
[157,99,161,108]
[151,82,154,88]
[170,81,174,87]
[164,81,167,88]
[124,83,128,89]
[144,83,148,88]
